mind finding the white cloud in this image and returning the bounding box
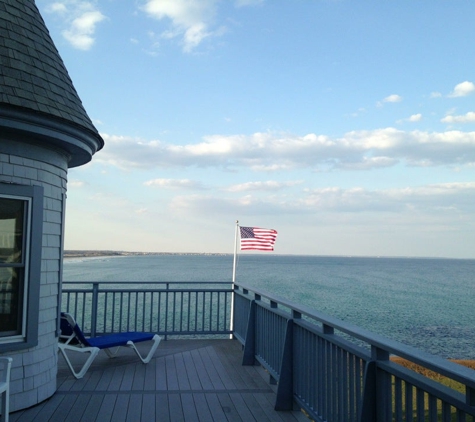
[99,128,475,171]
[377,94,402,107]
[398,114,422,124]
[141,0,218,52]
[167,182,475,216]
[408,113,422,122]
[383,94,403,103]
[144,178,205,189]
[337,156,398,171]
[430,92,442,98]
[44,1,106,50]
[68,180,86,188]
[226,180,302,192]
[46,2,68,13]
[441,111,475,124]
[448,81,475,98]
[301,182,475,213]
[63,10,106,50]
[168,193,283,216]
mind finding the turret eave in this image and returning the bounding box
[0,104,104,168]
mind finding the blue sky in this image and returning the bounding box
[36,0,475,258]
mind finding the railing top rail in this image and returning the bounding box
[63,287,233,293]
[62,281,232,285]
[235,281,475,387]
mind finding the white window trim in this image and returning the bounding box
[0,194,31,344]
[0,183,43,351]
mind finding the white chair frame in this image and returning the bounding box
[0,357,12,422]
[58,313,161,379]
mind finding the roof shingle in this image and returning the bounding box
[0,0,103,148]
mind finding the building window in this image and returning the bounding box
[0,184,43,350]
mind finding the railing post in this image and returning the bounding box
[359,346,390,422]
[90,282,99,337]
[323,323,334,335]
[164,282,169,341]
[275,317,294,411]
[242,300,256,365]
[467,386,475,406]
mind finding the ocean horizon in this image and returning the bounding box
[63,253,475,360]
[65,249,474,260]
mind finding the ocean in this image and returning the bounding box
[63,254,475,360]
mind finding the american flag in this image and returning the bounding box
[240,227,278,251]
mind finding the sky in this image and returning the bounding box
[35,0,475,258]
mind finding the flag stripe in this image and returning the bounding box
[240,226,277,251]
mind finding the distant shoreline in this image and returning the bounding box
[63,250,473,260]
[63,250,230,258]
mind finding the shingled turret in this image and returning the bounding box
[0,0,105,412]
[0,0,104,166]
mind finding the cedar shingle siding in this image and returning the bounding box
[0,0,104,411]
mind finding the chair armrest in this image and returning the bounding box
[0,357,12,385]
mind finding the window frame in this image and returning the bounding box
[0,183,43,351]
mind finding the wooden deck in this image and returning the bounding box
[11,339,309,421]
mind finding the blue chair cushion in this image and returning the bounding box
[86,332,156,349]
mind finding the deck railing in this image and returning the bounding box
[233,282,475,422]
[61,281,232,339]
[62,281,475,421]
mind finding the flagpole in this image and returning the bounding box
[230,220,239,336]
[232,220,239,283]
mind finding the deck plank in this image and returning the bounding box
[229,392,261,421]
[64,393,92,422]
[253,392,292,422]
[82,395,104,422]
[190,348,214,390]
[216,392,243,422]
[165,354,180,390]
[126,393,142,421]
[156,355,168,390]
[82,369,103,392]
[119,363,136,391]
[110,394,129,422]
[94,394,117,422]
[206,345,239,390]
[182,350,202,390]
[236,392,274,422]
[203,393,228,421]
[94,366,115,391]
[140,393,156,421]
[131,361,146,390]
[48,393,78,422]
[11,339,309,422]
[216,342,266,390]
[174,353,191,390]
[192,393,213,422]
[142,358,156,390]
[181,392,199,421]
[155,394,171,422]
[197,347,226,390]
[168,393,184,422]
[108,364,126,391]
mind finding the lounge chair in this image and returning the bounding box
[58,312,161,379]
[0,357,12,422]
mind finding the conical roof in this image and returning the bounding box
[0,0,104,167]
